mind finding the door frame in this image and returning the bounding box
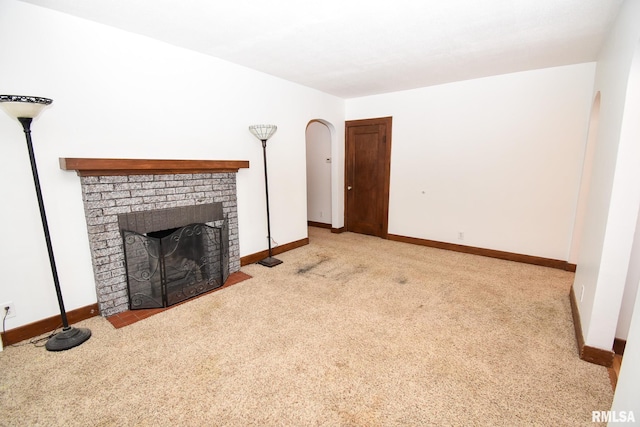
[344,116,392,238]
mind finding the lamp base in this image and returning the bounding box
[45,326,92,352]
[258,256,283,268]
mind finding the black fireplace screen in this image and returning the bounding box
[123,222,229,309]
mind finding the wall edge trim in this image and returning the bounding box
[240,237,309,266]
[569,286,614,367]
[387,234,576,271]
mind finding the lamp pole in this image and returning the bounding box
[249,124,282,267]
[0,95,91,351]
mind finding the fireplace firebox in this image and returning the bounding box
[117,202,230,310]
[123,221,229,309]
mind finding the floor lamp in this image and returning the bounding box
[0,95,91,351]
[249,124,282,267]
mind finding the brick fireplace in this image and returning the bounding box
[60,158,249,317]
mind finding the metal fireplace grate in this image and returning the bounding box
[122,221,229,309]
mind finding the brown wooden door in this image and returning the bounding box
[345,117,392,238]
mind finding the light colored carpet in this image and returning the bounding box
[0,227,612,426]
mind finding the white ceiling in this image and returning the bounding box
[20,0,623,98]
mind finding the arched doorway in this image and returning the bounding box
[305,120,333,228]
[569,91,601,264]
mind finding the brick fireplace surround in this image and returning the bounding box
[60,158,249,317]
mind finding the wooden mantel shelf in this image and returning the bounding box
[59,158,250,176]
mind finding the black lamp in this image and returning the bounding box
[0,95,91,351]
[249,124,282,267]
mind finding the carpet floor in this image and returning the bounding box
[0,227,612,426]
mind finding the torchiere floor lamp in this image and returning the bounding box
[0,95,91,351]
[249,124,282,267]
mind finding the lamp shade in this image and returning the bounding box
[0,95,53,120]
[249,124,277,141]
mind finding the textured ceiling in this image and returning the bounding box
[19,0,623,98]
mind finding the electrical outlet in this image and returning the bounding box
[580,285,585,303]
[2,302,16,319]
[458,231,464,241]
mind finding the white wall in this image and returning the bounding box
[0,0,344,329]
[572,0,640,351]
[610,274,640,422]
[306,121,332,224]
[617,210,640,340]
[346,63,595,261]
[612,39,640,343]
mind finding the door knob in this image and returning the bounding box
[347,186,352,190]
